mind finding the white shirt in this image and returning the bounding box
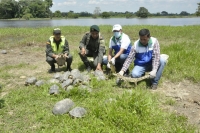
[109,33,131,50]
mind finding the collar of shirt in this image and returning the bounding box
[139,37,152,47]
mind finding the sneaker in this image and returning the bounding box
[151,84,157,90]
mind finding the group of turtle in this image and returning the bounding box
[24,69,106,118]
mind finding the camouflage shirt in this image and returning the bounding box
[79,33,105,63]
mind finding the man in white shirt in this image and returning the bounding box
[103,24,132,74]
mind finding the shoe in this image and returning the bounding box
[151,84,157,90]
[48,65,55,73]
[86,66,92,72]
[48,69,55,73]
[66,67,72,71]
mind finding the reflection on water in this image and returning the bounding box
[0,18,200,28]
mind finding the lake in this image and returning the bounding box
[0,17,200,28]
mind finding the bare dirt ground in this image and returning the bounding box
[1,45,200,130]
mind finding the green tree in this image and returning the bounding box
[67,12,79,18]
[53,10,62,18]
[0,0,18,19]
[136,7,149,18]
[196,3,200,16]
[101,12,110,18]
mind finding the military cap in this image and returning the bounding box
[53,28,61,34]
[90,25,100,32]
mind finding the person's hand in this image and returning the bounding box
[110,57,115,65]
[81,48,86,56]
[107,63,110,69]
[96,64,102,71]
[149,69,157,78]
[118,70,124,76]
[54,55,59,60]
[64,53,68,58]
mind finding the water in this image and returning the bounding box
[0,17,200,28]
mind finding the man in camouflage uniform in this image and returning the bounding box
[79,25,106,72]
[46,28,73,73]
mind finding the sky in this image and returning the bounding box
[50,0,199,14]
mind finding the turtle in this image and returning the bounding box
[94,70,106,81]
[52,98,74,115]
[73,78,83,86]
[69,107,87,118]
[53,73,62,80]
[56,54,66,68]
[49,84,59,95]
[66,85,74,92]
[69,69,82,80]
[61,79,73,89]
[25,77,37,86]
[35,80,45,87]
[60,71,71,82]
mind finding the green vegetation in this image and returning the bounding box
[0,1,199,19]
[0,25,200,132]
[196,3,200,16]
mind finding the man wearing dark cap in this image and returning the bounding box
[79,25,106,72]
[45,28,73,72]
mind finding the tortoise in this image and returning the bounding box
[25,77,37,86]
[49,84,59,95]
[69,107,87,118]
[52,98,74,115]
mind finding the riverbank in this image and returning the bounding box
[0,25,200,132]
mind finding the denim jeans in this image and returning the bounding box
[103,54,128,72]
[131,57,167,85]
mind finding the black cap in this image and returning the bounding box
[53,28,61,34]
[90,25,100,32]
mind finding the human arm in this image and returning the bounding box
[152,39,160,71]
[79,34,87,56]
[121,45,136,72]
[63,39,70,57]
[45,40,58,59]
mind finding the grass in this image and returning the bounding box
[0,25,200,132]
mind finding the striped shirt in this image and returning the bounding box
[121,37,160,72]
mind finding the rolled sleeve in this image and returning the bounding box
[122,46,135,72]
[97,39,105,63]
[152,39,160,70]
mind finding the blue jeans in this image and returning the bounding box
[103,54,128,72]
[131,57,167,85]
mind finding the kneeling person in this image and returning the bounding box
[46,28,73,72]
[79,25,106,72]
[119,29,167,89]
[103,24,132,74]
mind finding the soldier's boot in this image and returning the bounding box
[66,64,72,71]
[48,64,55,73]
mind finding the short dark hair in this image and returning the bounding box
[139,29,150,37]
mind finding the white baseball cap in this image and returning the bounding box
[112,24,122,31]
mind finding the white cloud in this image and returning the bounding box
[58,0,77,6]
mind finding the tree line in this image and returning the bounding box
[0,1,200,19]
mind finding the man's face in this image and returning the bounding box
[54,33,61,41]
[91,31,99,39]
[139,35,150,46]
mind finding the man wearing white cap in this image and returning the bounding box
[103,24,132,74]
